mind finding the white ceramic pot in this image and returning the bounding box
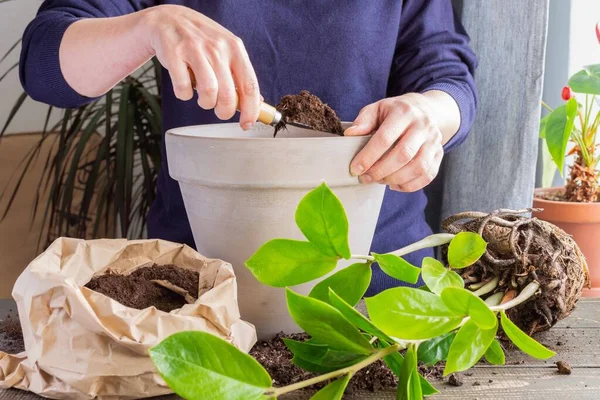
[166,123,385,338]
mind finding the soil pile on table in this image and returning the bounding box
[442,209,589,336]
[86,264,199,313]
[0,311,24,354]
[249,332,452,394]
[275,90,343,136]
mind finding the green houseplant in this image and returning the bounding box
[149,183,564,400]
[0,33,162,247]
[534,22,600,296]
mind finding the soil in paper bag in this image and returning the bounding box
[85,264,199,313]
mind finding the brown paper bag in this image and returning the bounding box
[0,238,256,399]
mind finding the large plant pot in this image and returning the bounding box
[166,123,385,338]
[533,187,599,297]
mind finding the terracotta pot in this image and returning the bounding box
[533,187,600,297]
[166,123,385,338]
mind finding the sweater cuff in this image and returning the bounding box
[422,81,476,153]
[21,16,98,108]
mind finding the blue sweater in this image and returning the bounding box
[20,0,477,295]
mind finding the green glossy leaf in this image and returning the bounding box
[448,232,487,269]
[421,257,463,295]
[545,98,577,175]
[366,287,463,340]
[500,311,556,359]
[378,340,438,396]
[319,349,366,367]
[328,289,394,343]
[291,356,337,373]
[484,339,506,365]
[372,253,421,284]
[568,64,600,95]
[417,332,456,366]
[310,374,351,400]
[309,262,371,306]
[440,287,497,330]
[286,289,373,354]
[397,344,422,400]
[444,320,496,375]
[539,113,550,138]
[245,239,338,287]
[417,376,438,397]
[149,331,271,400]
[291,353,365,373]
[282,339,328,360]
[295,182,351,259]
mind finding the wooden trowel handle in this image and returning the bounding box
[188,67,281,126]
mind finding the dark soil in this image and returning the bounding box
[442,210,589,336]
[447,373,463,387]
[85,264,199,313]
[556,360,572,375]
[249,332,451,394]
[250,332,398,393]
[274,90,343,136]
[0,311,24,354]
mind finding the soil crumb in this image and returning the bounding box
[556,361,572,375]
[250,333,400,393]
[275,90,343,136]
[0,311,25,354]
[86,264,199,313]
[447,373,463,387]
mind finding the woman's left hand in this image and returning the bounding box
[345,93,446,193]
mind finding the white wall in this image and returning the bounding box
[0,0,61,135]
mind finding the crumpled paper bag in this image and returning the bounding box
[0,237,256,399]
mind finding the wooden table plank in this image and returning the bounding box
[2,299,599,399]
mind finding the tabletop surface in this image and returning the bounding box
[1,298,599,400]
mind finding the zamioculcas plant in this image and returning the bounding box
[150,183,557,400]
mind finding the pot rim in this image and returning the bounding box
[166,122,373,142]
[534,187,600,207]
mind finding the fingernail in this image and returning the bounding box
[360,174,373,184]
[242,122,254,131]
[350,164,364,176]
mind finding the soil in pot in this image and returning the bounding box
[85,264,200,313]
[275,90,344,136]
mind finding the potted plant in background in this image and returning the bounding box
[0,14,162,247]
[535,23,600,296]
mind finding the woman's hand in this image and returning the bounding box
[345,91,460,192]
[59,5,260,130]
[144,5,260,129]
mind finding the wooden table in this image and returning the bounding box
[1,298,599,399]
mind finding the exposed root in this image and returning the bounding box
[442,209,589,336]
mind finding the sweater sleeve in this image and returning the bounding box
[19,0,156,109]
[388,0,478,152]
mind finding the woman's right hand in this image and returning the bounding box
[143,5,261,130]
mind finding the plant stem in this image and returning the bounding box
[389,233,455,257]
[268,344,402,397]
[472,276,499,297]
[490,281,540,311]
[541,101,553,113]
[351,233,455,262]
